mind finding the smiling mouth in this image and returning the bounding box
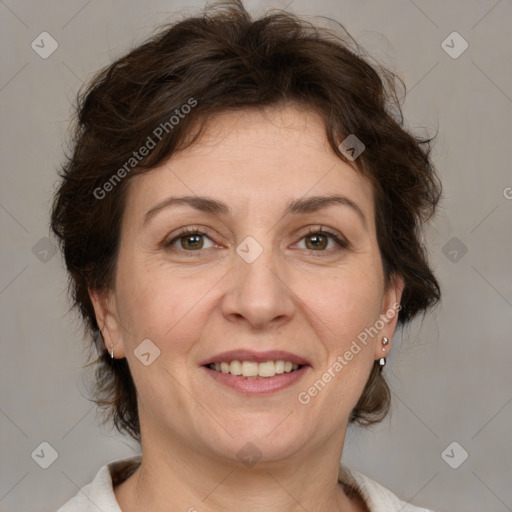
[206,360,304,378]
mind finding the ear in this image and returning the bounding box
[373,273,405,360]
[88,287,127,358]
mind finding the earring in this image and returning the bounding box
[110,344,114,359]
[379,337,389,368]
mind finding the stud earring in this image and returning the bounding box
[379,337,389,368]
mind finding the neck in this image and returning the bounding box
[115,430,361,512]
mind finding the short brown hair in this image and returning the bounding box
[51,1,441,443]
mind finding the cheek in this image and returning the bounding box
[303,267,383,347]
[308,267,384,404]
[115,260,213,354]
[301,277,380,412]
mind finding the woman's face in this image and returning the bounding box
[92,104,403,464]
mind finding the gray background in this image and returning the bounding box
[1,1,511,511]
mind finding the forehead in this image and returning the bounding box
[124,104,375,225]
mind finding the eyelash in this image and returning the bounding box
[164,226,349,256]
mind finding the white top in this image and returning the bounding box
[57,455,436,512]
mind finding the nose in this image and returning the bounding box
[220,240,296,330]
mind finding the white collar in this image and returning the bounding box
[57,455,435,512]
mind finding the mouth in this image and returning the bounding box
[200,350,310,394]
[205,360,304,379]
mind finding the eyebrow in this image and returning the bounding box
[143,194,367,228]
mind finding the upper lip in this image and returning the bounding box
[200,349,310,366]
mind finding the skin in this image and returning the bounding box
[90,103,404,512]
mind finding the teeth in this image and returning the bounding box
[242,361,259,377]
[230,360,242,375]
[258,361,276,377]
[208,360,302,378]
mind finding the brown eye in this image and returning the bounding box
[297,229,348,252]
[305,233,329,250]
[179,234,204,250]
[166,229,215,252]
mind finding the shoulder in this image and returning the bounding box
[56,455,141,512]
[338,462,437,512]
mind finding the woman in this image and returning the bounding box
[52,2,441,511]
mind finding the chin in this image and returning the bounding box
[198,417,309,466]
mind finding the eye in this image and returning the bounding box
[296,227,349,252]
[163,226,349,255]
[165,228,216,251]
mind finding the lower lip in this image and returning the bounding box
[202,365,309,395]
